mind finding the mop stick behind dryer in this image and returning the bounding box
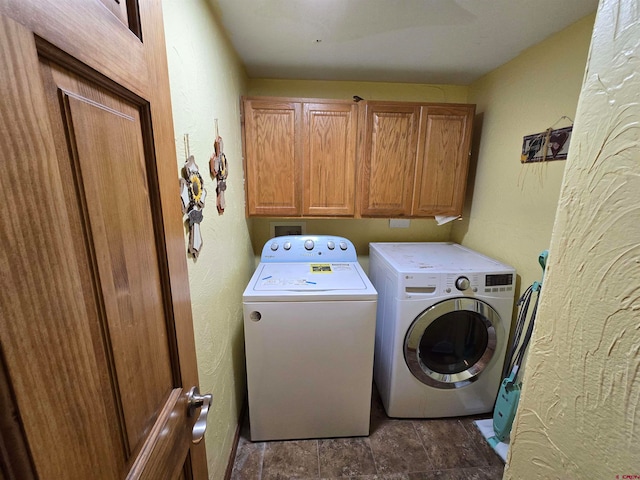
[474,250,548,460]
[490,250,548,444]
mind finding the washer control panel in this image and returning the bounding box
[261,235,357,262]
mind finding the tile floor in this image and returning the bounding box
[230,385,504,480]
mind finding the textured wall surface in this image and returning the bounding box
[451,14,595,290]
[506,1,640,477]
[161,1,255,478]
[249,217,454,265]
[246,78,468,103]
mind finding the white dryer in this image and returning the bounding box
[243,235,377,441]
[368,242,515,418]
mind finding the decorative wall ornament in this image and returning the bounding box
[521,116,574,163]
[179,134,206,258]
[209,119,229,214]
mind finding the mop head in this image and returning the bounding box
[474,419,509,462]
[473,377,518,463]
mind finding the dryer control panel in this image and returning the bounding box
[443,273,514,295]
[261,235,358,262]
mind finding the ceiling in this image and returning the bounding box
[209,0,598,85]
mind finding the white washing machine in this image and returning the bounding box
[243,235,377,441]
[368,242,515,418]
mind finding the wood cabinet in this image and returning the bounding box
[242,97,474,218]
[242,97,357,216]
[359,103,421,216]
[413,105,475,216]
[243,98,302,216]
[360,102,475,217]
[303,102,358,216]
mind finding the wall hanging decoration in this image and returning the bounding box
[521,116,573,163]
[179,134,206,258]
[209,119,229,214]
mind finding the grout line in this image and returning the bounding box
[315,439,320,478]
[257,442,266,480]
[411,420,436,471]
[365,436,379,475]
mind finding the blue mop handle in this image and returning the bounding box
[532,250,549,292]
[539,250,548,270]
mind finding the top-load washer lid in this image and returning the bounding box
[244,261,377,302]
[243,235,377,302]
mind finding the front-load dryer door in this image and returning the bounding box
[404,298,501,389]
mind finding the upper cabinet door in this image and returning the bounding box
[244,99,303,216]
[242,97,474,219]
[303,102,358,216]
[413,105,475,216]
[360,103,421,217]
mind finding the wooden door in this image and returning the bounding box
[303,101,358,216]
[243,98,302,216]
[413,105,475,216]
[359,102,420,217]
[0,1,207,479]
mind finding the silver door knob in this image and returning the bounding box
[187,386,212,444]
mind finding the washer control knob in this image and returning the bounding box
[455,276,470,291]
[270,243,279,251]
[304,239,315,251]
[327,241,335,250]
[283,242,292,250]
[339,241,348,251]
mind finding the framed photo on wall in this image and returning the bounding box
[521,126,573,163]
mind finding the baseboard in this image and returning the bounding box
[224,400,247,480]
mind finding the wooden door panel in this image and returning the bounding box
[39,57,192,477]
[360,104,419,216]
[244,100,302,216]
[0,18,125,479]
[100,0,129,26]
[99,0,130,28]
[49,62,175,451]
[1,4,207,477]
[413,105,474,216]
[303,102,357,216]
[129,388,191,480]
[1,1,147,98]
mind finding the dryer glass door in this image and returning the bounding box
[404,298,500,389]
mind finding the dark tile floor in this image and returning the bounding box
[230,385,504,480]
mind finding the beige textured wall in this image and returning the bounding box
[506,1,640,477]
[161,1,254,478]
[247,78,468,103]
[451,15,595,290]
[247,79,470,260]
[249,217,454,272]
